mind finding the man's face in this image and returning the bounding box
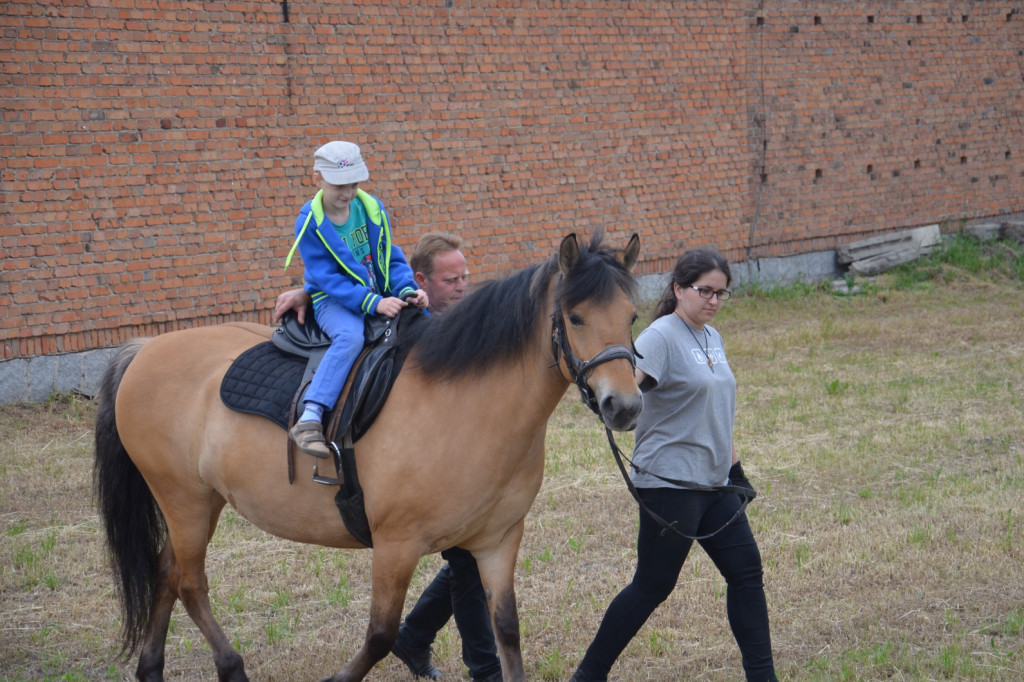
[416,249,469,313]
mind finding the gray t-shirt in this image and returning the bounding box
[631,313,737,489]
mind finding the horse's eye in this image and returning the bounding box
[568,313,584,327]
[630,313,638,326]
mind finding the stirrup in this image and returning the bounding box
[312,441,341,486]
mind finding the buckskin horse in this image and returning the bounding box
[94,232,642,682]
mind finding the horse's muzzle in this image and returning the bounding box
[600,391,643,431]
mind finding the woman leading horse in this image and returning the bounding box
[94,232,642,682]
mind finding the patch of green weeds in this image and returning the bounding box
[229,585,249,613]
[328,576,351,608]
[937,642,979,677]
[981,607,1024,638]
[535,546,553,563]
[265,617,293,646]
[802,640,916,681]
[833,501,854,525]
[825,379,850,396]
[646,629,670,656]
[889,233,1024,289]
[741,279,827,301]
[43,390,93,422]
[907,525,932,546]
[794,542,811,571]
[41,528,57,554]
[712,582,726,602]
[535,643,568,680]
[272,589,290,609]
[11,527,60,589]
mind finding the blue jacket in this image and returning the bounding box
[284,189,417,316]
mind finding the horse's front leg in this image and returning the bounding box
[322,542,420,682]
[474,520,527,682]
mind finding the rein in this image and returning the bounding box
[550,310,755,541]
[603,427,755,541]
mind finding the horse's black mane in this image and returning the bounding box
[403,234,637,379]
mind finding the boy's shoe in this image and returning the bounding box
[391,637,442,679]
[288,421,331,458]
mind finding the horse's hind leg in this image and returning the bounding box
[161,496,248,682]
[324,543,421,682]
[135,543,180,682]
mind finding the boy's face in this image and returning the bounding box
[317,172,359,209]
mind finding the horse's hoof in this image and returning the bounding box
[215,652,248,682]
[136,657,165,682]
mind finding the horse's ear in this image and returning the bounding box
[621,233,640,272]
[559,233,580,276]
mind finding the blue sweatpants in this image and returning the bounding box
[303,297,365,411]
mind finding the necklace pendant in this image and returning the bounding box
[707,356,714,368]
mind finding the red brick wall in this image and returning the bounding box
[3,1,1022,361]
[747,2,1024,257]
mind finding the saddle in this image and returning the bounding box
[221,305,424,547]
[271,306,415,484]
[274,308,406,458]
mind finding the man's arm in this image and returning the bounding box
[274,288,311,324]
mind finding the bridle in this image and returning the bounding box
[549,307,637,416]
[550,307,755,542]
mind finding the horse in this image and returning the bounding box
[94,231,643,682]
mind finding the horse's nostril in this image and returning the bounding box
[601,393,643,430]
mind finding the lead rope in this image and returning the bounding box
[604,428,755,541]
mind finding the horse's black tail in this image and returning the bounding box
[93,338,165,657]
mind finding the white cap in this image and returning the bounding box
[313,141,370,185]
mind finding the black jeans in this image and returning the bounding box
[397,547,501,679]
[576,487,777,681]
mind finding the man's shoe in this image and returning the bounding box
[473,673,503,682]
[568,672,605,682]
[391,637,442,680]
[288,420,331,458]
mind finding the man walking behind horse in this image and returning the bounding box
[275,232,500,682]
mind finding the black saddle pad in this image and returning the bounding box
[220,341,305,430]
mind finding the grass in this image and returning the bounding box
[1,235,1022,681]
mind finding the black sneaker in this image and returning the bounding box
[473,673,503,682]
[568,672,606,682]
[391,637,443,680]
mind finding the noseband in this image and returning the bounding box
[549,309,637,418]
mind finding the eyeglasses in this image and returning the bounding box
[690,286,732,301]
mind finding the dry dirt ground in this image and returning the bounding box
[2,268,1023,681]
